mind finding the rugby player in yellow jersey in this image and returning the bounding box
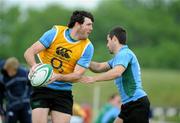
[24,10,94,123]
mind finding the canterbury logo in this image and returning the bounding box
[56,47,72,59]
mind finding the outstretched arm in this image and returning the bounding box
[89,61,111,73]
[81,65,126,83]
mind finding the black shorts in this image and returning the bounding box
[118,96,150,123]
[30,87,73,115]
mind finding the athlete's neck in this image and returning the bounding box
[115,44,123,54]
[70,28,79,40]
[67,29,78,42]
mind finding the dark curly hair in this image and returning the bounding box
[68,10,94,28]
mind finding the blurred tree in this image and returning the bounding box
[92,0,180,69]
[0,6,21,57]
[0,0,180,69]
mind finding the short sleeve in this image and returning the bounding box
[113,51,132,68]
[77,43,94,68]
[108,59,113,68]
[39,28,56,48]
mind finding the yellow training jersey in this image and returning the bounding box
[38,25,91,74]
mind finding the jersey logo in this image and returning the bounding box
[56,46,72,59]
[51,46,73,73]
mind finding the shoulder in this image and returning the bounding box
[45,28,57,36]
[83,43,94,57]
[82,42,94,55]
[86,42,94,50]
[117,48,133,58]
[39,28,58,48]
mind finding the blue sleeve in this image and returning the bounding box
[112,52,132,68]
[77,43,94,68]
[39,28,56,48]
[108,59,113,68]
[101,107,120,123]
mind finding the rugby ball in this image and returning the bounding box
[30,64,53,87]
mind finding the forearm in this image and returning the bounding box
[93,66,124,82]
[90,61,109,73]
[94,71,120,82]
[89,61,101,72]
[57,73,82,82]
[77,69,121,84]
[49,64,87,83]
[24,48,37,67]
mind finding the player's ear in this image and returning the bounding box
[112,35,117,42]
[74,22,81,28]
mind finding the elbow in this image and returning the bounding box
[24,49,28,60]
[24,48,31,60]
[24,48,34,59]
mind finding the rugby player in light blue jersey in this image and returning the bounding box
[81,26,150,123]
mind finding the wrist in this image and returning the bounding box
[57,74,63,81]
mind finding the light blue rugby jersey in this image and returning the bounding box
[39,28,94,91]
[108,45,147,104]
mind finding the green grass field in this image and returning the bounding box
[73,69,180,107]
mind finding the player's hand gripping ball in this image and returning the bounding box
[29,64,53,87]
